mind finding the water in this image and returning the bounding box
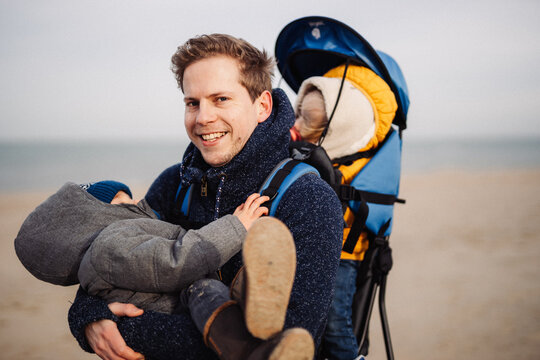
[0,141,188,191]
[402,137,540,173]
[1,138,539,191]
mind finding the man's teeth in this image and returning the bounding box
[202,132,226,141]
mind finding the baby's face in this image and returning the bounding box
[294,91,326,144]
[110,191,138,205]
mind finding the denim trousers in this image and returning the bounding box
[182,278,231,334]
[323,259,361,360]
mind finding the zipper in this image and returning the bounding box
[217,268,223,281]
[201,175,207,197]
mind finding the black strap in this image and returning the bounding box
[342,199,369,253]
[318,60,350,146]
[374,220,393,275]
[332,148,379,166]
[333,185,399,205]
[172,185,203,229]
[260,160,301,209]
[332,127,395,166]
[175,185,189,204]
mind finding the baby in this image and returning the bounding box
[15,180,268,313]
[291,88,327,144]
[292,64,397,360]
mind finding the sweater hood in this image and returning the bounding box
[179,88,294,217]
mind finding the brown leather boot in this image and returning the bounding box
[229,265,246,305]
[249,328,315,360]
[231,217,297,340]
[204,301,314,360]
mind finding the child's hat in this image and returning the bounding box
[83,180,132,203]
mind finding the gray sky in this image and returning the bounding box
[1,0,539,142]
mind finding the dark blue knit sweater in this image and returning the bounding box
[68,89,343,359]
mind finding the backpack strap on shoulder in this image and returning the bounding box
[175,183,194,217]
[290,141,342,186]
[259,158,320,216]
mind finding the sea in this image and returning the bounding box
[1,138,539,192]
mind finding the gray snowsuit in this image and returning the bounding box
[14,182,246,313]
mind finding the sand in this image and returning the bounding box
[1,170,539,359]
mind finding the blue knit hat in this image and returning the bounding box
[82,181,133,203]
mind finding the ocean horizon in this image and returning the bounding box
[1,137,539,192]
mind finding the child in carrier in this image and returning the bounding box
[292,64,398,360]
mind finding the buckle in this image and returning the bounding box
[261,188,279,201]
[337,185,355,202]
[374,235,389,247]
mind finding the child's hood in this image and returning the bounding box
[294,65,397,160]
[324,65,398,154]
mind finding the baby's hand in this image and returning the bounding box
[233,193,270,230]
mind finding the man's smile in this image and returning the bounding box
[200,131,227,142]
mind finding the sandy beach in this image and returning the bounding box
[1,170,539,359]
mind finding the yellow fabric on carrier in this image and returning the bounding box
[324,65,397,260]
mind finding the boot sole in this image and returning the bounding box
[268,328,315,360]
[243,217,296,340]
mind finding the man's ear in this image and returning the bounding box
[256,90,273,123]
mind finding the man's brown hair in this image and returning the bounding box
[171,34,274,102]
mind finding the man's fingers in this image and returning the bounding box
[114,344,145,360]
[108,302,144,317]
[86,319,145,360]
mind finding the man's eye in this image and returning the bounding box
[186,101,199,107]
[217,97,228,102]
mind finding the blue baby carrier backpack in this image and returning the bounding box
[264,16,410,360]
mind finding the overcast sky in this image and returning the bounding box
[1,0,539,142]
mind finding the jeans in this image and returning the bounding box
[323,259,361,360]
[182,278,231,334]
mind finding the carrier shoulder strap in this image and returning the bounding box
[174,183,209,230]
[173,159,319,224]
[258,158,320,216]
[174,183,194,217]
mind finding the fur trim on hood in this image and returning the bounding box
[324,65,397,152]
[294,65,398,162]
[295,76,375,160]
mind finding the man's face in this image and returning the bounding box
[183,56,268,167]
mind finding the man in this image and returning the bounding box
[68,34,343,360]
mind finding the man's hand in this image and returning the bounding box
[84,303,145,360]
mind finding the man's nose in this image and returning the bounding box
[196,102,217,125]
